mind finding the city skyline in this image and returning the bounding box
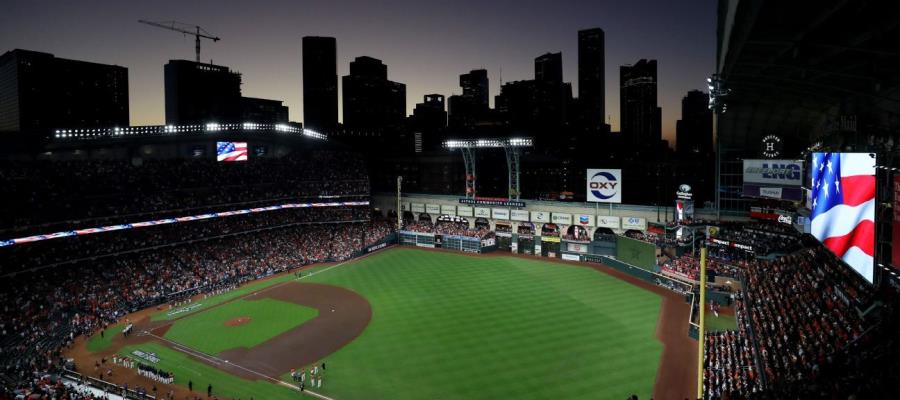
[0,0,715,142]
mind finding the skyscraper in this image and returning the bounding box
[620,59,660,146]
[448,69,489,129]
[676,90,713,155]
[302,36,338,132]
[241,97,289,123]
[578,28,605,131]
[535,52,563,83]
[341,56,406,131]
[0,49,128,135]
[164,60,242,125]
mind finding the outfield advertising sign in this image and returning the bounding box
[511,210,530,221]
[492,208,510,220]
[575,214,595,227]
[457,206,474,217]
[440,205,457,216]
[411,203,425,213]
[531,211,550,223]
[551,213,572,225]
[586,169,622,203]
[596,216,620,229]
[474,207,491,218]
[621,217,647,230]
[425,204,441,214]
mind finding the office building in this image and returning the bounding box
[164,60,242,125]
[620,59,660,146]
[302,36,338,132]
[448,69,490,129]
[535,52,563,83]
[0,49,128,135]
[241,97,289,123]
[341,56,406,131]
[578,28,605,131]
[676,90,713,155]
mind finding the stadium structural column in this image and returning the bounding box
[461,147,477,198]
[697,246,707,399]
[397,176,403,231]
[504,145,522,200]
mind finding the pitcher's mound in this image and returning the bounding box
[224,316,252,327]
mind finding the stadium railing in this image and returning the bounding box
[61,368,157,400]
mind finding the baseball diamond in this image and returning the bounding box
[65,247,695,400]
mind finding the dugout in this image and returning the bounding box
[540,223,561,258]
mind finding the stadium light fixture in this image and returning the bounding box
[442,138,533,149]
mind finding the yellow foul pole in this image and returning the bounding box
[697,246,707,399]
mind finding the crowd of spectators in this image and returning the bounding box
[0,206,371,275]
[711,224,800,256]
[0,149,369,234]
[661,255,742,281]
[703,291,764,399]
[402,219,493,239]
[702,236,892,399]
[742,247,870,388]
[0,213,394,393]
[5,374,114,400]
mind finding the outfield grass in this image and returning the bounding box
[117,342,317,399]
[299,248,664,400]
[705,313,738,332]
[86,324,124,353]
[164,298,318,355]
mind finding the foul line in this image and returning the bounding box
[145,331,335,400]
[142,245,394,400]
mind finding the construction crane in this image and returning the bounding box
[138,20,220,63]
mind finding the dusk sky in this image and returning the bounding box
[0,0,715,142]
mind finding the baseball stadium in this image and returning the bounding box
[3,1,900,400]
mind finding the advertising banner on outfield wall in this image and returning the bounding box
[511,210,530,221]
[531,211,550,223]
[492,208,510,220]
[425,204,441,214]
[567,242,589,253]
[575,214,595,227]
[893,175,900,269]
[621,217,647,230]
[402,202,411,211]
[596,216,620,229]
[411,203,425,213]
[441,205,457,216]
[456,206,474,217]
[587,169,622,203]
[551,213,572,225]
[474,207,491,218]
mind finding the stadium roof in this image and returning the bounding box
[716,0,900,153]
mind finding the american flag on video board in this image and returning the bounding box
[810,152,876,282]
[217,142,248,161]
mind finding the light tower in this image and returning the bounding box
[443,138,533,200]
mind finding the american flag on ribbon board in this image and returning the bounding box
[217,141,248,162]
[810,152,876,282]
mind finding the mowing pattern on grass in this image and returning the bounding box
[117,342,317,400]
[151,273,298,322]
[164,298,318,355]
[86,324,124,353]
[299,248,664,400]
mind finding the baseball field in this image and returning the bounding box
[73,247,693,400]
